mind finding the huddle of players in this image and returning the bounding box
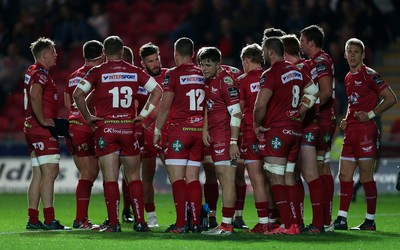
[65,24,333,235]
[26,23,395,234]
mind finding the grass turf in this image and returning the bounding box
[0,193,399,250]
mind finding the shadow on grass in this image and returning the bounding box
[19,228,400,244]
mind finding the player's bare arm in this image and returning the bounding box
[354,86,397,122]
[317,75,333,106]
[253,88,272,136]
[202,108,211,147]
[153,91,174,146]
[30,83,54,127]
[135,77,163,123]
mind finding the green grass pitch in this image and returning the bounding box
[0,193,399,250]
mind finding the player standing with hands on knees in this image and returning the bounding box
[333,38,397,231]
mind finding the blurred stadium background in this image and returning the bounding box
[0,0,399,193]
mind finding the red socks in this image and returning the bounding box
[287,185,302,225]
[308,178,324,228]
[122,178,131,211]
[321,174,334,225]
[128,180,145,223]
[271,185,291,227]
[187,180,203,226]
[172,179,187,227]
[363,181,377,215]
[204,182,219,211]
[75,179,93,222]
[43,207,55,225]
[28,208,39,224]
[255,201,269,218]
[339,181,353,213]
[145,203,155,213]
[104,181,120,226]
[235,184,247,211]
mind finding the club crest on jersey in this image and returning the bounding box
[102,72,137,82]
[180,75,205,85]
[304,132,315,142]
[281,70,303,84]
[251,142,259,154]
[228,86,239,98]
[348,92,360,104]
[98,136,106,150]
[171,139,183,152]
[322,133,331,143]
[223,76,233,85]
[206,99,214,110]
[270,137,282,150]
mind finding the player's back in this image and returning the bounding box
[85,60,150,118]
[261,60,306,128]
[164,63,205,126]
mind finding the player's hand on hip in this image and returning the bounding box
[340,119,347,130]
[354,111,369,122]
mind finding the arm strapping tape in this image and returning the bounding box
[76,79,92,93]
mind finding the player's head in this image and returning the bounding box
[103,35,124,58]
[197,46,221,79]
[262,37,284,65]
[174,37,194,63]
[300,25,324,56]
[263,27,286,39]
[30,37,57,67]
[83,40,103,62]
[281,34,300,56]
[344,38,365,67]
[140,42,162,77]
[122,46,134,64]
[240,43,262,73]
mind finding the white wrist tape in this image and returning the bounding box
[139,102,156,118]
[154,127,161,136]
[301,94,317,108]
[367,111,375,120]
[301,83,318,108]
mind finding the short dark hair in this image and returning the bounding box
[30,37,55,59]
[103,36,124,56]
[263,28,286,39]
[174,37,194,57]
[240,43,263,64]
[262,37,284,57]
[300,25,324,48]
[122,46,134,64]
[83,40,103,60]
[139,42,159,60]
[197,47,221,64]
[281,34,300,56]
